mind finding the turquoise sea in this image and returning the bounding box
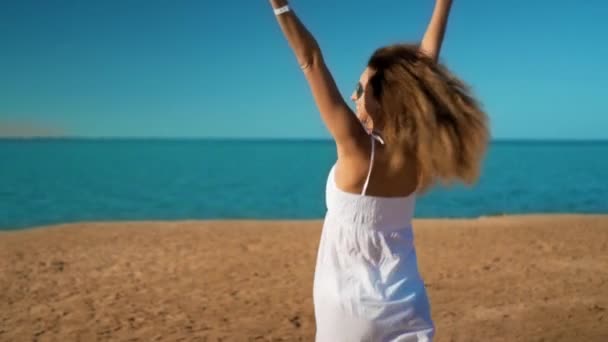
[1,139,607,230]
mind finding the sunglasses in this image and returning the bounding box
[354,82,364,100]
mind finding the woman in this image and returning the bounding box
[268,0,489,341]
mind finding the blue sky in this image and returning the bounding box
[1,0,607,139]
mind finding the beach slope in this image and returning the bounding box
[1,215,607,341]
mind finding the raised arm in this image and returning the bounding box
[268,0,365,150]
[419,0,453,62]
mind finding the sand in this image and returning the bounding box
[1,215,607,342]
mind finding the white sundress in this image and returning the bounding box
[313,132,435,342]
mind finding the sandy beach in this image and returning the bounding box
[1,215,607,342]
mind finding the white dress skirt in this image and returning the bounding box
[313,135,435,342]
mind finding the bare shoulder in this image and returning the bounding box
[336,139,420,197]
[333,134,374,194]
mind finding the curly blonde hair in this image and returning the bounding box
[368,44,490,192]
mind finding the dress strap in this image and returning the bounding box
[361,133,384,195]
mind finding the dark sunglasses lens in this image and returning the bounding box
[355,83,363,99]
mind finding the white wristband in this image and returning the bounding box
[274,5,290,16]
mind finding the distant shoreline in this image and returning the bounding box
[2,136,608,143]
[2,213,607,233]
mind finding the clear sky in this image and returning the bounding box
[1,0,607,139]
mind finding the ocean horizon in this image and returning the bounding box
[3,136,608,142]
[2,138,607,230]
